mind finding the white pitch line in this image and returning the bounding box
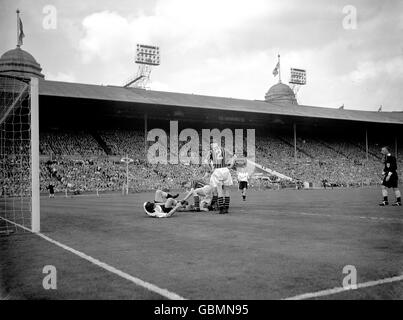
[284,274,403,300]
[297,211,403,223]
[0,216,186,300]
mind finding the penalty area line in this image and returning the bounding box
[0,216,186,300]
[284,274,403,300]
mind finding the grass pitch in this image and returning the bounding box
[1,187,402,299]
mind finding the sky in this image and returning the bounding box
[0,0,402,111]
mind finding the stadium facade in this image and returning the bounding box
[1,45,403,186]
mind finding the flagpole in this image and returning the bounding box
[278,54,281,83]
[16,9,20,48]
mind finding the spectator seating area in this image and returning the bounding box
[40,131,105,157]
[254,134,392,187]
[2,129,401,196]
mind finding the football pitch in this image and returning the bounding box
[1,187,402,300]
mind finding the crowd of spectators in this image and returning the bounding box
[255,134,402,187]
[1,154,31,196]
[2,129,402,196]
[38,157,207,194]
[40,131,105,157]
[99,130,145,158]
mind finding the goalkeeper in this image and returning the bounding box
[144,188,183,218]
[143,199,185,218]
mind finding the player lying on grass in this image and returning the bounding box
[144,188,183,218]
[143,199,185,218]
[193,173,220,210]
[180,183,216,212]
[144,185,212,217]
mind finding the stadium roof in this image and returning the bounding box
[39,79,403,125]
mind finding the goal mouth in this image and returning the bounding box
[0,76,40,234]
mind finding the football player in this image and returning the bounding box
[154,188,179,204]
[379,146,401,206]
[179,183,216,212]
[237,165,249,201]
[205,142,236,214]
[143,199,185,218]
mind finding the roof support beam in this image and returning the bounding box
[395,136,398,158]
[144,113,148,158]
[293,122,297,162]
[365,129,369,161]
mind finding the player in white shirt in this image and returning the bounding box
[143,200,184,218]
[182,183,215,212]
[237,166,249,201]
[143,188,182,218]
[143,185,212,217]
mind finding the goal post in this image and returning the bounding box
[0,75,40,234]
[31,77,40,233]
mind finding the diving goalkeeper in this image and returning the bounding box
[143,200,184,218]
[144,188,183,218]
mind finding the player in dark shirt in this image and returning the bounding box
[46,183,55,198]
[379,147,401,206]
[206,143,236,214]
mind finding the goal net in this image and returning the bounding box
[0,75,39,235]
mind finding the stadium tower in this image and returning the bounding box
[0,47,44,80]
[264,82,298,105]
[264,54,297,105]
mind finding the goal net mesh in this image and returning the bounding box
[0,75,32,235]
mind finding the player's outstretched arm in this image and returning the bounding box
[201,151,213,171]
[182,188,195,202]
[166,202,184,217]
[227,153,237,169]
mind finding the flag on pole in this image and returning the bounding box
[17,14,25,46]
[272,62,280,76]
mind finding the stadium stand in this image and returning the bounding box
[40,131,105,157]
[2,126,401,196]
[29,129,402,194]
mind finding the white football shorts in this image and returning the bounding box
[209,167,233,187]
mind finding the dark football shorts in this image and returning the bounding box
[382,173,398,188]
[192,180,206,189]
[239,181,248,190]
[160,205,171,213]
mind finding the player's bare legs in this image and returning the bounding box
[241,187,246,201]
[380,185,389,205]
[379,186,401,206]
[392,187,401,206]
